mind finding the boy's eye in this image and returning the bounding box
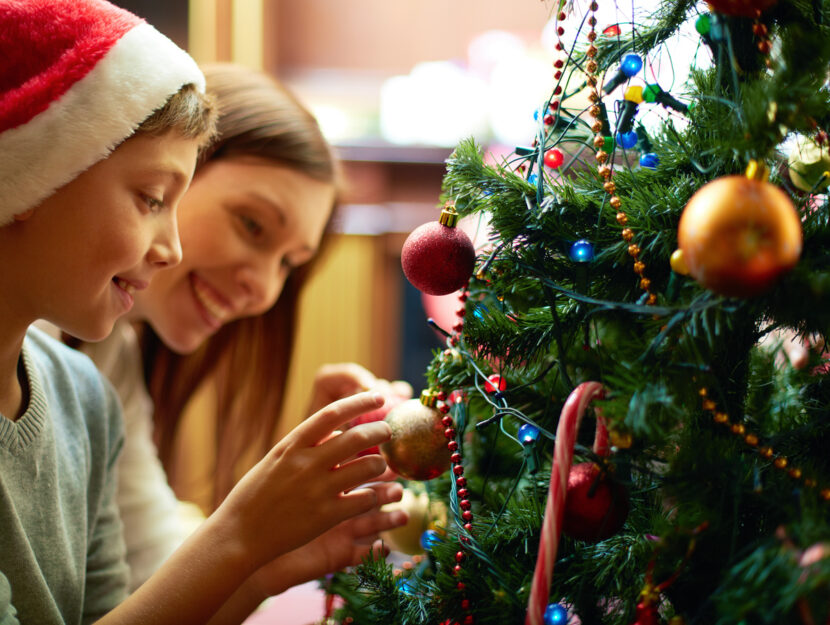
[143,194,165,212]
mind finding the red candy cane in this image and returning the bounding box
[525,381,608,625]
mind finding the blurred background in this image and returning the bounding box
[113,0,558,492]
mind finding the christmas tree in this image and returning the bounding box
[328,0,830,623]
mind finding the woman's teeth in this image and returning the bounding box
[193,279,229,321]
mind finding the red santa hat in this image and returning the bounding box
[0,0,205,225]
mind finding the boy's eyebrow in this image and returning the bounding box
[135,166,190,188]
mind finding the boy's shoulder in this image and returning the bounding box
[25,324,102,381]
[24,325,122,421]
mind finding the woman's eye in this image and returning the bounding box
[239,214,264,237]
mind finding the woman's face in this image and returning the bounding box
[132,155,335,354]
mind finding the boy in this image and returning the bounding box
[0,1,394,623]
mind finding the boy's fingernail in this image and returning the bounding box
[372,392,384,404]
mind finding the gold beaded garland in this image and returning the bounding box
[698,387,829,501]
[581,11,658,305]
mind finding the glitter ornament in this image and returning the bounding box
[401,203,476,296]
[562,462,629,542]
[677,174,802,297]
[349,392,407,456]
[706,0,777,18]
[380,392,452,481]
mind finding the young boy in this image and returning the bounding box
[0,1,395,623]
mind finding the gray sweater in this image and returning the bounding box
[0,326,128,624]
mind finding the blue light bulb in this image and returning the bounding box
[569,239,595,263]
[396,578,416,596]
[544,602,568,625]
[640,152,659,169]
[420,529,442,551]
[518,423,540,446]
[616,131,638,149]
[528,173,538,185]
[621,53,643,77]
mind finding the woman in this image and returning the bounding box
[68,63,409,593]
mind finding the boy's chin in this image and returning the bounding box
[56,319,118,344]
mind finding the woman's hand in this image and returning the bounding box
[760,327,826,369]
[307,363,412,416]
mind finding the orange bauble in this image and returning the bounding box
[677,176,802,297]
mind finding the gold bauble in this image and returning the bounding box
[677,176,802,297]
[788,136,830,192]
[380,399,451,481]
[379,489,448,554]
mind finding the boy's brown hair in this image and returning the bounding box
[137,83,218,146]
[0,0,208,225]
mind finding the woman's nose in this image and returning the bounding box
[236,255,286,314]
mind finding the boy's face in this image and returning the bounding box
[14,131,199,341]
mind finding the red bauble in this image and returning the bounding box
[401,219,475,296]
[562,462,628,542]
[706,0,777,17]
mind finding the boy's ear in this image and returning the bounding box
[13,209,35,222]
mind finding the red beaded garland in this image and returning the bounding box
[439,394,476,625]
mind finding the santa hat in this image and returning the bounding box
[0,0,205,225]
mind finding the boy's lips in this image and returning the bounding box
[112,276,148,295]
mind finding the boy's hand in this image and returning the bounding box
[249,481,408,597]
[212,392,392,571]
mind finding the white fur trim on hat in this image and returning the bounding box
[0,22,205,225]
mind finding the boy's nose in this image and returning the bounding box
[148,215,183,268]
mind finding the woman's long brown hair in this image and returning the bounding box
[143,63,338,509]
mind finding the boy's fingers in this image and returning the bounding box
[350,509,409,539]
[329,455,388,494]
[367,481,404,506]
[295,392,385,447]
[334,487,383,521]
[318,421,391,466]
